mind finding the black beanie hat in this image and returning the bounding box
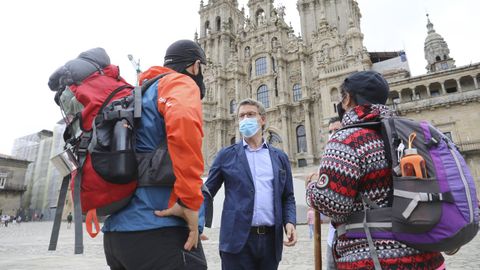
[342,71,389,105]
[164,40,207,72]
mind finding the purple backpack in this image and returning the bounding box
[338,117,479,268]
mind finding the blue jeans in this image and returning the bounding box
[309,224,314,239]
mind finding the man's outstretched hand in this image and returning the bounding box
[154,202,199,251]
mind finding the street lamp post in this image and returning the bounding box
[127,54,141,85]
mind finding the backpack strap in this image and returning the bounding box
[361,199,383,270]
[85,209,101,238]
[48,132,88,255]
[336,121,381,133]
[97,84,134,119]
[132,73,170,120]
[72,165,84,254]
[394,190,454,219]
[140,73,171,94]
[48,175,71,251]
[72,133,91,254]
[337,195,393,270]
[133,86,142,119]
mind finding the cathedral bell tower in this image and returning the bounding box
[297,0,361,46]
[199,0,243,68]
[424,14,455,73]
[246,0,274,27]
[198,0,245,167]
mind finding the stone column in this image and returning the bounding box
[311,2,317,36]
[456,79,462,92]
[279,54,288,103]
[474,76,479,90]
[216,120,223,151]
[303,101,314,164]
[300,55,308,98]
[216,80,224,118]
[234,75,241,141]
[311,94,322,156]
[280,105,289,155]
[441,83,446,94]
[277,63,286,104]
[234,75,240,105]
[426,85,431,96]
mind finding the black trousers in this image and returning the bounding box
[104,227,207,270]
[220,228,279,270]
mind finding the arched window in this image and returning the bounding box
[216,16,221,31]
[330,88,339,102]
[296,125,307,153]
[255,57,267,76]
[435,55,441,61]
[293,84,302,102]
[229,99,236,114]
[257,85,269,108]
[256,9,265,25]
[204,21,210,36]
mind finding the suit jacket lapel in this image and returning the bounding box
[236,142,254,185]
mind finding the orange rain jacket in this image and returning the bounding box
[139,66,204,211]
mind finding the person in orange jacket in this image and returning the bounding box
[102,40,207,270]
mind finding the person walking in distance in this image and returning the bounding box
[307,207,315,240]
[204,98,297,270]
[67,212,73,229]
[102,39,208,270]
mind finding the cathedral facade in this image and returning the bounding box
[198,0,480,190]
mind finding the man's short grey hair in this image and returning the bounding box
[236,98,266,116]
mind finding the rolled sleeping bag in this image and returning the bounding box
[48,47,110,92]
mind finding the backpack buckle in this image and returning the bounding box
[78,133,92,152]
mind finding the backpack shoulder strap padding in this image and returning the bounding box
[134,86,142,119]
[132,73,171,119]
[141,73,171,94]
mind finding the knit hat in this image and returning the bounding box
[164,40,206,72]
[342,71,389,105]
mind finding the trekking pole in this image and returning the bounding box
[314,210,322,270]
[307,173,323,270]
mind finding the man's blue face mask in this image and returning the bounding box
[239,118,260,138]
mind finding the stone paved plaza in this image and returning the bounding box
[0,221,479,269]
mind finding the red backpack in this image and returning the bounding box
[48,48,138,254]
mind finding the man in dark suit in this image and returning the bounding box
[205,98,297,270]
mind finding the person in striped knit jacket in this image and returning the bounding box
[306,71,445,270]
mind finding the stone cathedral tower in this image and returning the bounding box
[424,14,455,73]
[198,0,372,169]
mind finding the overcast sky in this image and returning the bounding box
[0,0,479,155]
